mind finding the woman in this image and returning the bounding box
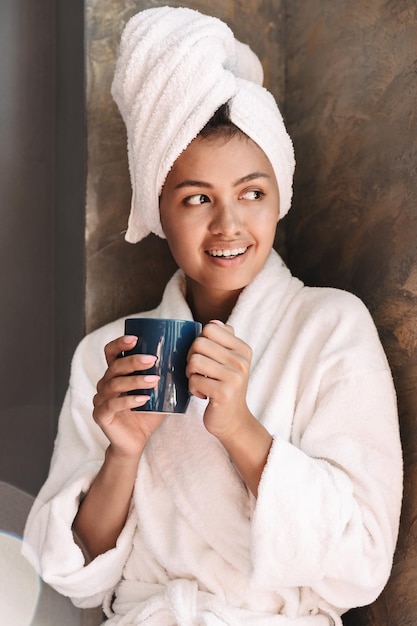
[23,7,402,625]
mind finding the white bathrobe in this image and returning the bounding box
[23,250,402,625]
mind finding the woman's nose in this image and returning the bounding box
[209,202,242,236]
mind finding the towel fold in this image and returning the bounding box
[111,6,295,243]
[109,578,333,625]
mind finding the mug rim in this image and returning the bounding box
[125,317,201,325]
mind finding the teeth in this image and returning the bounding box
[210,247,247,257]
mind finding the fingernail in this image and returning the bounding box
[209,319,225,326]
[143,375,160,383]
[123,335,137,343]
[139,355,157,364]
[134,395,150,404]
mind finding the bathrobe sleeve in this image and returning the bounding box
[249,289,402,611]
[22,320,137,609]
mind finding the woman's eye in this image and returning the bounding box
[185,194,210,205]
[242,189,264,200]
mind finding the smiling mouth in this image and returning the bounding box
[207,246,248,259]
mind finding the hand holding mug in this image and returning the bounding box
[186,320,253,438]
[93,335,165,458]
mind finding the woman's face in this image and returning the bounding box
[159,132,280,303]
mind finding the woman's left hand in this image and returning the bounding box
[186,320,253,437]
[187,320,273,497]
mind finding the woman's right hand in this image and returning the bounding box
[93,335,165,459]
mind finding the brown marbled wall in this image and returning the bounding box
[284,2,417,625]
[85,0,285,332]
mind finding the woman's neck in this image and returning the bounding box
[185,278,242,326]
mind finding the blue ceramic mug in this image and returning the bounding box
[123,318,202,414]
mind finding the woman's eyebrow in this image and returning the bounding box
[233,172,271,186]
[174,179,213,189]
[174,172,270,190]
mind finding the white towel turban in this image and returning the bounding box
[111,6,295,244]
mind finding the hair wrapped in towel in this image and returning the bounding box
[111,5,295,244]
